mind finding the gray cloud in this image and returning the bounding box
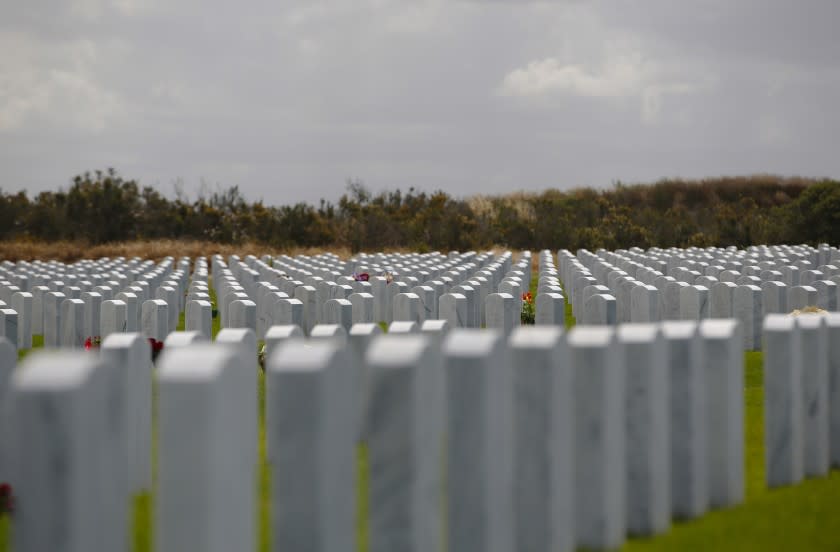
[1,0,837,205]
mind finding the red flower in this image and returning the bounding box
[521,292,534,305]
[84,336,101,351]
[353,272,370,282]
[0,482,14,515]
[148,338,164,352]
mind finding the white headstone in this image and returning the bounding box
[185,299,212,339]
[81,291,104,339]
[485,292,518,334]
[536,292,565,326]
[734,285,762,350]
[439,293,467,328]
[115,292,140,332]
[388,321,419,334]
[11,291,32,349]
[100,299,128,337]
[797,314,830,477]
[393,292,423,325]
[700,318,744,508]
[679,285,709,321]
[630,285,659,323]
[157,345,254,552]
[163,330,208,349]
[662,321,708,519]
[294,285,318,335]
[825,313,840,468]
[310,324,348,345]
[762,315,804,487]
[141,299,169,341]
[443,329,513,552]
[229,299,257,332]
[101,333,153,492]
[616,323,669,536]
[266,340,354,551]
[264,324,304,361]
[215,328,259,471]
[0,338,13,483]
[509,326,574,551]
[323,298,353,333]
[60,298,86,348]
[12,352,118,552]
[0,309,18,350]
[788,285,818,311]
[583,293,617,325]
[761,281,788,315]
[366,334,444,552]
[348,323,383,441]
[567,325,626,549]
[31,285,50,335]
[813,280,838,311]
[43,291,66,347]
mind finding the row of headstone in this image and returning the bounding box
[762,312,840,487]
[210,249,540,337]
[0,255,215,348]
[557,244,840,349]
[0,315,759,551]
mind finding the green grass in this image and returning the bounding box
[3,280,839,552]
[208,282,222,339]
[623,350,840,551]
[16,334,42,361]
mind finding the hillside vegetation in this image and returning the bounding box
[1,171,838,256]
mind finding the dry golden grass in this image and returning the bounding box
[0,240,355,263]
[0,239,529,263]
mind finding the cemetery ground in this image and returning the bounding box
[1,261,839,551]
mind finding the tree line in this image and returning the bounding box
[0,169,837,251]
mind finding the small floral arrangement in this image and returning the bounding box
[148,338,164,362]
[521,292,535,325]
[0,482,14,516]
[258,344,266,371]
[790,306,826,316]
[353,272,370,282]
[384,271,394,284]
[84,336,102,350]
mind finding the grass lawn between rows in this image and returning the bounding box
[1,279,839,551]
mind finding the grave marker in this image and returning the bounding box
[762,315,804,487]
[443,330,513,552]
[567,326,626,549]
[509,326,574,551]
[366,335,443,552]
[266,340,354,551]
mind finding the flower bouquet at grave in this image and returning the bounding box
[383,271,394,284]
[353,272,370,282]
[790,306,826,316]
[521,291,535,325]
[84,336,102,350]
[0,482,14,516]
[148,338,164,362]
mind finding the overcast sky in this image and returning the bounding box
[2,0,838,205]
